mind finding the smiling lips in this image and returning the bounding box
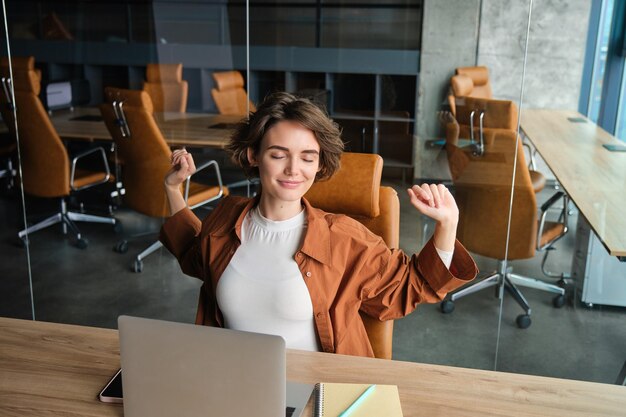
[277,180,303,189]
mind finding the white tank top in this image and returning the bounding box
[216,206,320,351]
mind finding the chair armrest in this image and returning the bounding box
[183,159,225,207]
[70,146,111,191]
[537,191,568,250]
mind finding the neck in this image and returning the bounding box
[257,196,303,221]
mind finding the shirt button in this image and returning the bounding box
[305,271,312,277]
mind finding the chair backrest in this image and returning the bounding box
[455,66,493,99]
[305,152,400,359]
[448,66,493,116]
[143,63,188,113]
[0,56,70,197]
[454,96,518,132]
[446,128,537,261]
[211,71,256,116]
[100,87,172,218]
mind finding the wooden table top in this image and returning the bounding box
[1,317,625,416]
[521,109,626,258]
[49,107,243,149]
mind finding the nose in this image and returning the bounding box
[285,157,299,175]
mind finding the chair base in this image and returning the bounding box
[18,199,116,249]
[443,260,565,329]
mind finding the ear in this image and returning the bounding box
[246,147,257,166]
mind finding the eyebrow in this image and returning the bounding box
[266,145,319,155]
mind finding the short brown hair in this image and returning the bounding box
[226,91,344,181]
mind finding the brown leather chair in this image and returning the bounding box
[194,152,398,359]
[306,152,399,359]
[100,87,227,272]
[447,65,546,192]
[452,96,546,193]
[142,63,188,113]
[0,56,116,248]
[211,71,256,115]
[441,128,568,328]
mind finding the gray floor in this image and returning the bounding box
[0,175,624,386]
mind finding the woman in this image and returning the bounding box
[160,92,477,357]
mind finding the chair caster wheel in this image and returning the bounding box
[552,294,565,308]
[132,260,143,273]
[113,240,128,254]
[516,314,531,329]
[440,300,455,314]
[75,238,88,249]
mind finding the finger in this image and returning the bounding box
[437,184,449,203]
[421,183,435,207]
[178,155,189,174]
[429,184,441,208]
[171,149,187,164]
[172,154,186,168]
[409,185,430,205]
[185,154,196,173]
[406,188,432,215]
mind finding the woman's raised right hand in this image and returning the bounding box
[164,148,196,188]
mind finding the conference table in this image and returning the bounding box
[520,109,626,260]
[1,317,625,416]
[49,107,243,149]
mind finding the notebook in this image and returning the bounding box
[118,315,305,417]
[314,382,403,417]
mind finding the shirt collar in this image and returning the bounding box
[211,195,332,266]
[299,197,332,266]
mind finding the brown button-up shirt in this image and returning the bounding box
[160,195,477,357]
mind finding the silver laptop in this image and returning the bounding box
[118,315,287,417]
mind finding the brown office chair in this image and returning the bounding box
[452,96,546,193]
[447,66,493,117]
[194,152,398,359]
[441,128,568,328]
[0,56,116,248]
[211,71,256,116]
[142,63,188,113]
[307,152,399,359]
[100,87,227,272]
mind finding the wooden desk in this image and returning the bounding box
[520,109,626,258]
[2,317,625,416]
[49,108,242,149]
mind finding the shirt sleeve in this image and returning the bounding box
[435,246,453,269]
[359,236,477,321]
[159,207,204,279]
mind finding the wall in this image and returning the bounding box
[416,0,591,180]
[479,0,591,108]
[415,0,480,179]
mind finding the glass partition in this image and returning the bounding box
[245,0,531,371]
[500,0,626,385]
[0,1,33,321]
[9,0,603,382]
[1,0,243,328]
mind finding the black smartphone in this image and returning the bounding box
[98,368,123,403]
[603,143,626,152]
